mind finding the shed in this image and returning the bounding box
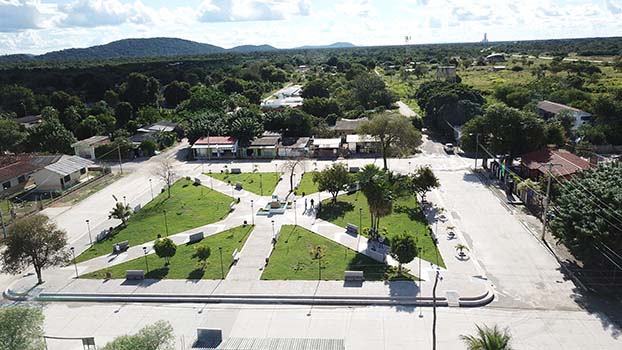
[31,155,94,192]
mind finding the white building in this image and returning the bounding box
[536,100,592,130]
[346,134,380,154]
[31,155,94,192]
[312,138,342,158]
[192,136,239,159]
[71,135,110,160]
[260,85,304,109]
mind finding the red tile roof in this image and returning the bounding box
[194,136,237,145]
[521,149,591,177]
[0,154,61,183]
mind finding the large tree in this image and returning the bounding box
[163,80,191,108]
[0,306,45,350]
[101,320,174,350]
[120,73,160,108]
[390,233,417,273]
[312,163,351,203]
[1,214,70,284]
[0,117,27,153]
[357,164,394,235]
[410,166,440,202]
[358,111,422,170]
[460,104,546,159]
[153,238,177,265]
[228,108,264,147]
[25,107,76,154]
[550,164,622,263]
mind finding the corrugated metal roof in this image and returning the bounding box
[200,337,344,350]
[44,155,94,176]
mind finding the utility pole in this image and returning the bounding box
[474,133,480,170]
[541,162,561,240]
[0,210,6,239]
[432,270,440,350]
[117,146,123,174]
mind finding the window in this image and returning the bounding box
[80,168,86,175]
[17,175,26,183]
[2,181,11,190]
[64,175,71,183]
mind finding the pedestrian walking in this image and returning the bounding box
[310,198,315,210]
[304,198,308,211]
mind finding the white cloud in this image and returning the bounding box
[335,0,376,18]
[0,0,42,32]
[197,0,310,22]
[58,0,152,28]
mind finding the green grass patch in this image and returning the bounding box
[261,225,414,281]
[207,172,280,196]
[75,178,233,263]
[318,191,444,267]
[294,172,319,195]
[82,225,253,280]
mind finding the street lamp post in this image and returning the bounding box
[218,247,224,279]
[260,173,263,196]
[418,246,423,318]
[271,220,275,241]
[70,247,78,278]
[209,170,213,189]
[123,196,127,205]
[250,200,255,225]
[408,161,411,174]
[163,210,169,237]
[142,247,149,273]
[149,178,154,200]
[274,164,278,180]
[294,199,297,226]
[474,133,480,169]
[86,219,93,246]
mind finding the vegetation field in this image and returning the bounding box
[318,191,444,267]
[76,179,232,262]
[294,172,319,195]
[83,225,253,280]
[207,172,279,196]
[261,225,414,281]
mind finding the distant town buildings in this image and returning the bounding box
[260,85,304,109]
[485,53,506,63]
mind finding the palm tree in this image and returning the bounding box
[109,202,132,227]
[460,324,513,350]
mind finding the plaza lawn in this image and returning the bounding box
[294,172,319,196]
[82,225,253,280]
[261,225,414,281]
[207,172,280,196]
[318,191,445,267]
[75,179,232,263]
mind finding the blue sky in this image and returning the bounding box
[1,0,621,54]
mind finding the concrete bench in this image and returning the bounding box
[232,248,241,264]
[231,168,241,174]
[125,270,144,280]
[229,202,235,212]
[345,223,358,236]
[349,167,360,173]
[113,240,129,254]
[188,232,204,243]
[344,270,364,281]
[194,177,202,185]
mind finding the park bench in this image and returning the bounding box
[235,182,243,190]
[229,202,236,212]
[232,248,241,264]
[194,177,202,185]
[125,270,144,280]
[113,240,129,254]
[345,223,358,236]
[349,167,360,173]
[344,270,364,281]
[231,168,242,174]
[188,232,204,243]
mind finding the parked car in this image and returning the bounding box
[444,143,455,153]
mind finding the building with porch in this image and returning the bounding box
[31,155,94,192]
[519,149,592,180]
[277,137,310,158]
[192,136,239,159]
[247,135,280,159]
[345,134,380,154]
[72,135,110,160]
[312,138,342,158]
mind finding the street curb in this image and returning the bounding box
[34,288,495,307]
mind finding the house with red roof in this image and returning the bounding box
[191,136,238,159]
[519,149,592,180]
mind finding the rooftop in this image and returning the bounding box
[194,136,237,146]
[249,136,280,148]
[313,138,342,149]
[333,117,368,131]
[521,149,591,177]
[136,121,179,133]
[279,137,310,148]
[71,135,110,148]
[346,134,379,143]
[44,155,94,176]
[0,154,61,183]
[537,100,590,116]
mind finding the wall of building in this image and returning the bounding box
[32,168,87,192]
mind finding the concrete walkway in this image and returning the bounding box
[226,225,273,280]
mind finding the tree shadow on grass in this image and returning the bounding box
[317,201,355,222]
[394,204,426,222]
[187,268,205,280]
[145,266,169,279]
